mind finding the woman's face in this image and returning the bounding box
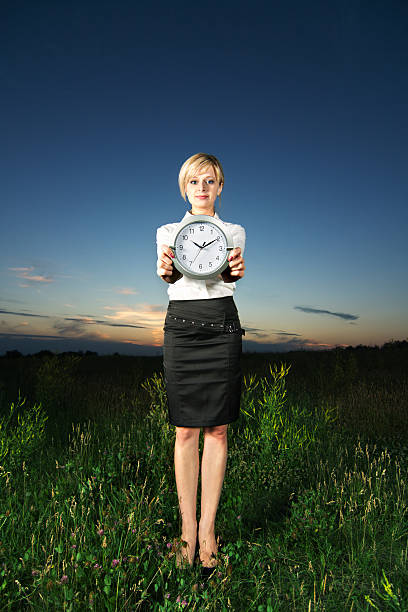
[185,166,223,215]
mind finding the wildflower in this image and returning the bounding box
[176,596,181,603]
[147,545,152,550]
[71,532,76,538]
[60,575,68,584]
[32,569,40,576]
[97,529,104,536]
[112,559,120,568]
[237,515,241,520]
[132,529,136,533]
[166,542,172,549]
[181,600,188,607]
[165,593,170,599]
[71,544,77,549]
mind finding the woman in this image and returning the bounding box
[156,153,246,577]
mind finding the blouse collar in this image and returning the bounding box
[182,210,220,220]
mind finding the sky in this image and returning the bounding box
[1,0,407,355]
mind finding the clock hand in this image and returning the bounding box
[191,248,203,266]
[201,239,217,248]
[191,241,203,249]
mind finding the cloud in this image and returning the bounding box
[294,306,359,322]
[243,326,268,338]
[116,288,138,295]
[243,326,302,340]
[9,266,54,284]
[103,304,166,346]
[0,331,67,340]
[243,336,345,353]
[272,330,302,337]
[63,317,144,329]
[0,309,50,318]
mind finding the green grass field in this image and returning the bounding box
[0,343,407,610]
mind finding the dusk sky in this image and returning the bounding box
[1,0,407,355]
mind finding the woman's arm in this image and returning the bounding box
[157,244,183,284]
[221,246,245,283]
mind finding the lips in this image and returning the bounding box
[196,195,208,199]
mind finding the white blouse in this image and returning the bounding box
[156,210,246,300]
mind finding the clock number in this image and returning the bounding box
[182,255,186,260]
[199,225,204,231]
[179,244,183,250]
[219,246,223,251]
[189,227,194,234]
[216,235,220,241]
[216,256,220,260]
[183,235,188,240]
[209,262,212,267]
[199,264,202,270]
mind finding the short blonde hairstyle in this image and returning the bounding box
[178,153,224,201]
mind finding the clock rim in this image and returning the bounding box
[169,214,233,280]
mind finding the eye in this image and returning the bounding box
[190,180,197,184]
[208,179,215,184]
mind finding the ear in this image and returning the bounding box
[218,182,223,196]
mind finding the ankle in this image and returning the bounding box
[181,521,197,535]
[198,521,215,535]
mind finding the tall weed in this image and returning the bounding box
[0,393,48,472]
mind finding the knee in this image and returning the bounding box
[204,424,228,440]
[175,426,200,444]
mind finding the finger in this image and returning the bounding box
[158,268,173,278]
[229,262,245,273]
[160,255,174,267]
[229,258,244,270]
[157,257,174,271]
[158,261,173,274]
[228,247,242,262]
[160,244,175,259]
[230,268,245,276]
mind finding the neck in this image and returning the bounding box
[189,207,215,216]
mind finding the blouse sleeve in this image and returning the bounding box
[156,225,172,258]
[232,224,246,256]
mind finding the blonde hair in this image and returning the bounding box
[178,153,224,202]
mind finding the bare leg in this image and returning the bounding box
[199,424,228,566]
[174,426,200,566]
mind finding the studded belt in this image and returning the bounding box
[166,314,245,335]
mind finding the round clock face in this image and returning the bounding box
[171,215,233,279]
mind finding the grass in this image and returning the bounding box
[0,348,407,610]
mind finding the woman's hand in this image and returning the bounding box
[157,244,183,284]
[221,247,245,283]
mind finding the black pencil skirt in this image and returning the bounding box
[163,296,244,427]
